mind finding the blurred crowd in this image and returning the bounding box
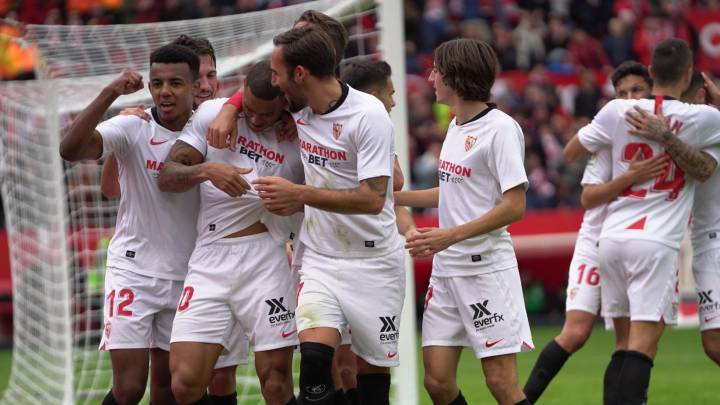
[2,0,719,211]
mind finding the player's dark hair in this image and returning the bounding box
[611,61,652,88]
[273,25,337,79]
[171,34,216,65]
[295,10,348,66]
[340,59,391,92]
[245,60,283,100]
[434,38,497,102]
[682,69,704,100]
[650,38,693,87]
[150,44,200,79]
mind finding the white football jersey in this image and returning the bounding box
[692,166,720,255]
[178,98,304,247]
[434,107,528,276]
[292,84,401,257]
[576,149,611,256]
[578,97,720,249]
[98,109,199,281]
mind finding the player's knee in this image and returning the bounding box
[339,364,357,389]
[562,328,592,352]
[171,372,206,404]
[423,373,454,398]
[702,335,720,365]
[484,371,515,397]
[259,372,287,401]
[208,368,236,395]
[112,382,145,405]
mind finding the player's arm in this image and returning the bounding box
[405,185,525,257]
[158,140,251,197]
[101,155,121,198]
[563,134,591,164]
[207,92,243,150]
[580,152,669,209]
[395,206,417,237]
[393,156,404,191]
[60,69,143,161]
[394,188,439,208]
[626,106,717,181]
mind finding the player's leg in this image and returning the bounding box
[336,249,405,405]
[170,342,224,403]
[208,321,250,405]
[100,268,162,405]
[149,349,174,405]
[694,248,720,366]
[237,234,299,404]
[254,347,296,404]
[422,346,463,404]
[334,340,358,404]
[616,240,677,404]
[524,251,600,403]
[455,270,532,405]
[169,243,236,404]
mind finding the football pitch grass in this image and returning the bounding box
[0,325,717,404]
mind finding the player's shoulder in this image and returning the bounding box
[462,106,520,134]
[346,85,388,118]
[195,98,227,118]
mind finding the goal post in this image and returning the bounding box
[0,1,417,404]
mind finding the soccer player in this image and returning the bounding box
[98,35,248,405]
[59,45,208,405]
[158,60,300,405]
[395,38,532,405]
[622,70,720,367]
[563,39,720,404]
[255,25,404,405]
[523,61,666,403]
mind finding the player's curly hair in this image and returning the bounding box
[611,61,652,89]
[434,38,497,102]
[150,44,200,79]
[171,34,216,65]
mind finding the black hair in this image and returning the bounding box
[149,44,200,79]
[246,60,283,100]
[611,61,652,88]
[340,59,391,91]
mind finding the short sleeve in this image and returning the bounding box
[225,90,244,110]
[97,114,143,158]
[581,147,612,186]
[696,106,720,164]
[177,99,226,156]
[577,99,622,153]
[490,119,528,193]
[355,104,394,181]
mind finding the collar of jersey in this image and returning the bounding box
[457,104,496,126]
[321,82,350,115]
[645,95,677,101]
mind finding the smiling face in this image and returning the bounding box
[270,45,307,112]
[148,62,197,125]
[194,54,218,106]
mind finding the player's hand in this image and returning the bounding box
[119,104,150,121]
[203,162,252,197]
[702,72,720,106]
[275,111,298,141]
[625,150,669,184]
[405,227,457,257]
[626,106,671,144]
[207,103,239,151]
[107,69,143,96]
[252,176,304,216]
[404,227,420,241]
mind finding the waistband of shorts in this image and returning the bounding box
[212,231,272,246]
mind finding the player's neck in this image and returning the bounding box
[306,78,343,115]
[157,110,192,132]
[650,84,685,100]
[454,100,488,126]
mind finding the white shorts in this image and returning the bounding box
[171,233,299,352]
[422,269,534,359]
[565,249,602,315]
[215,321,250,368]
[599,239,678,324]
[693,248,720,331]
[296,247,405,367]
[99,267,183,351]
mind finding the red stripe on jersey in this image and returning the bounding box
[626,216,647,230]
[654,96,664,114]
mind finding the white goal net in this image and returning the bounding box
[0,0,416,403]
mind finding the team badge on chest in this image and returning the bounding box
[332,122,343,140]
[464,135,477,151]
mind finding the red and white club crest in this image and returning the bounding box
[332,122,343,140]
[464,135,477,151]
